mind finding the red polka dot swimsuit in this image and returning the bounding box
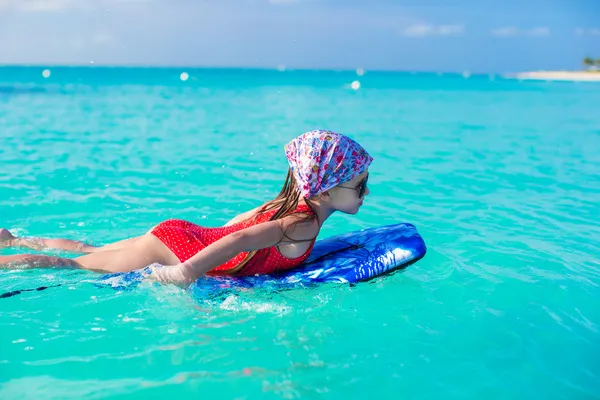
[150,204,316,276]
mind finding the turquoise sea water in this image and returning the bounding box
[0,66,599,399]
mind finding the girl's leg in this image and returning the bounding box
[0,228,96,252]
[0,254,79,268]
[0,228,142,254]
[0,234,179,273]
[75,234,179,272]
[90,236,142,252]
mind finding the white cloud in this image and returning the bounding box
[0,0,149,12]
[528,27,550,37]
[402,23,464,37]
[490,26,519,37]
[575,27,600,36]
[491,26,550,37]
[92,32,114,44]
[0,0,77,11]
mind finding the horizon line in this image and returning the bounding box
[0,62,551,75]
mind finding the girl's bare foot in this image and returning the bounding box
[0,229,16,247]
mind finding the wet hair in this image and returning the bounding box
[226,168,319,275]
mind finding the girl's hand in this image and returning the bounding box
[146,262,195,286]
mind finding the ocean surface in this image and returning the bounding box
[0,66,599,399]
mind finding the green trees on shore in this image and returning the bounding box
[582,57,600,69]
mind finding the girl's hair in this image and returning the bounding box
[227,168,319,275]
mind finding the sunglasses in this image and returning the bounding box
[338,174,369,198]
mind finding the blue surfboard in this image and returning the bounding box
[95,223,426,297]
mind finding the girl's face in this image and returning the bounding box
[327,170,370,214]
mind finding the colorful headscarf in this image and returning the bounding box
[284,129,373,198]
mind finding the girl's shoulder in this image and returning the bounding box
[224,202,317,236]
[277,207,320,243]
[223,205,264,227]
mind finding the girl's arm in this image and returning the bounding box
[151,215,318,285]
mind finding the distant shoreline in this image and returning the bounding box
[2,64,600,81]
[512,71,600,82]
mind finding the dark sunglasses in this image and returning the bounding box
[338,174,369,198]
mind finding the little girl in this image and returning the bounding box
[0,130,372,285]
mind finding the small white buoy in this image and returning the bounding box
[462,71,471,79]
[277,64,286,72]
[351,80,361,90]
[180,72,189,81]
[42,69,51,78]
[356,68,365,76]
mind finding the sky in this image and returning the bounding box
[0,0,599,72]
